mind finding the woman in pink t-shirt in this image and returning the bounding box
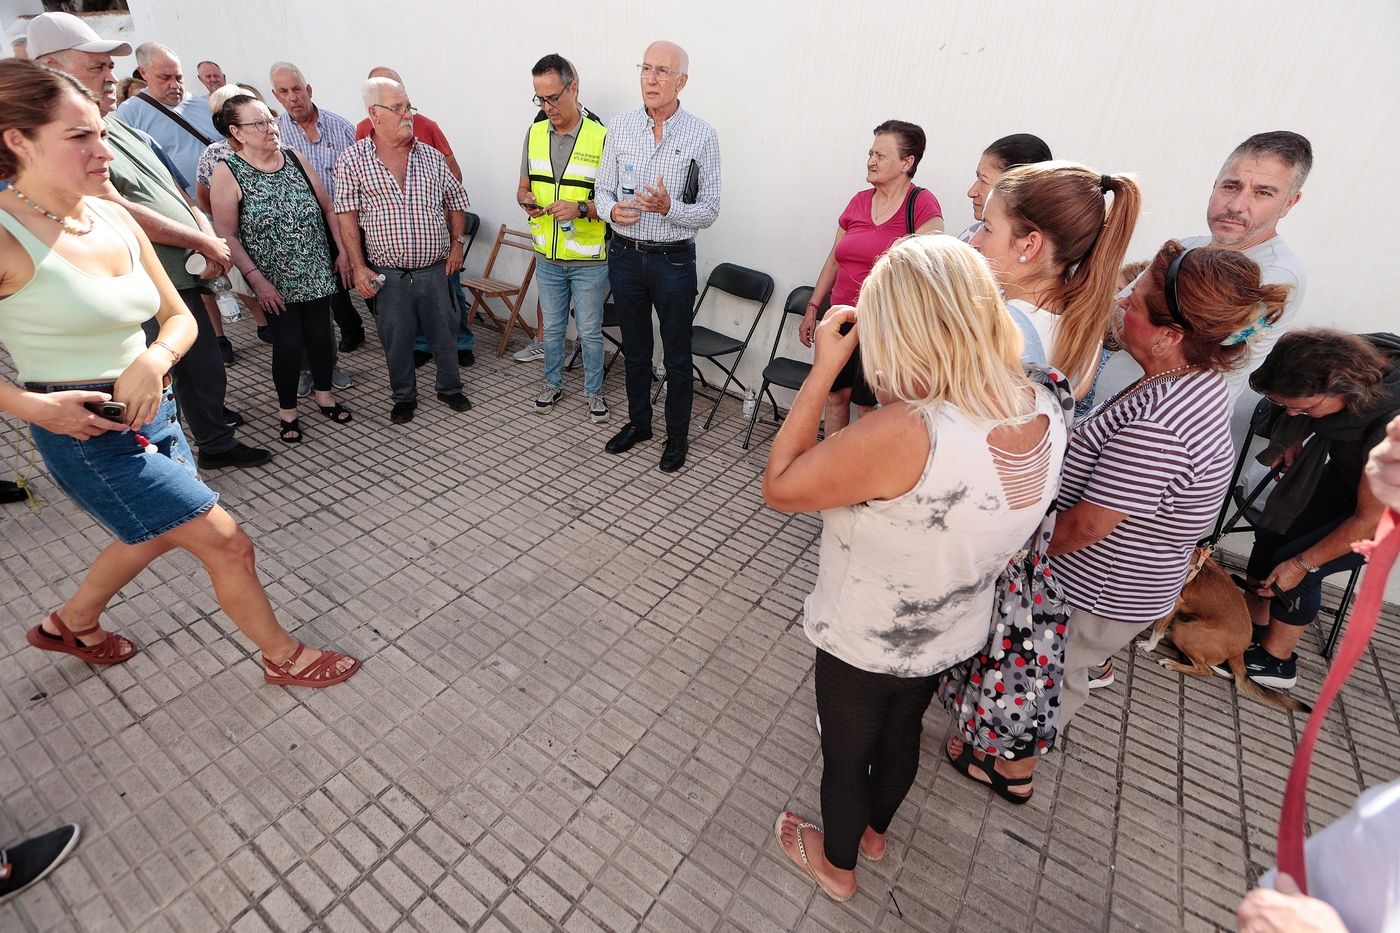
[800,121,943,433]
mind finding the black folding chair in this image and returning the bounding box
[741,286,827,449]
[653,262,775,430]
[1209,396,1363,658]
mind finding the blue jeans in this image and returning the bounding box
[609,241,697,436]
[537,259,609,396]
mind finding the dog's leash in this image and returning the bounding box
[1275,507,1400,893]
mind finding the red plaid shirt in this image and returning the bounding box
[333,138,469,269]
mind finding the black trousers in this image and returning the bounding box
[815,648,937,870]
[609,240,697,437]
[330,287,364,340]
[145,289,234,455]
[269,295,335,409]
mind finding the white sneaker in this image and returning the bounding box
[587,394,609,424]
[534,384,562,413]
[513,338,544,363]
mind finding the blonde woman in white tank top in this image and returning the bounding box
[763,237,1068,903]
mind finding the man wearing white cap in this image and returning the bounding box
[28,12,269,470]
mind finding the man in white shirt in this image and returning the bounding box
[115,42,221,197]
[1178,131,1312,401]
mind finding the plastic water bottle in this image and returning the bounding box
[654,359,666,380]
[212,276,241,324]
[369,273,386,293]
[743,388,758,418]
[621,163,637,199]
[559,215,574,235]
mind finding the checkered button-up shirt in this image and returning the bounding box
[595,103,721,242]
[333,138,470,269]
[278,105,357,201]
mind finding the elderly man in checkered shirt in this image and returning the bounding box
[594,40,721,474]
[334,77,473,425]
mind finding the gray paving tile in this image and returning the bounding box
[1,317,1395,932]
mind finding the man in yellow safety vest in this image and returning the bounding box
[516,53,611,424]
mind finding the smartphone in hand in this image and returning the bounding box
[84,400,128,420]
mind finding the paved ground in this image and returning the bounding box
[0,313,1396,932]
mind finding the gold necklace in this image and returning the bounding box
[9,186,95,236]
[1094,364,1197,414]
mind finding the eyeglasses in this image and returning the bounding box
[371,102,417,117]
[1266,395,1329,417]
[637,63,680,81]
[531,88,571,108]
[234,119,276,134]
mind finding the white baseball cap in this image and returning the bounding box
[26,12,133,60]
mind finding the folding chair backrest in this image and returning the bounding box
[705,262,775,307]
[479,225,537,284]
[766,285,823,363]
[462,211,481,257]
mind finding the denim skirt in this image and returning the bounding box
[29,383,219,545]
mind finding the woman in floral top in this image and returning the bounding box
[210,95,352,442]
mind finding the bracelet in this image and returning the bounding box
[1292,555,1320,573]
[153,340,182,365]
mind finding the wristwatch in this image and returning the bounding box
[455,233,469,245]
[576,200,589,217]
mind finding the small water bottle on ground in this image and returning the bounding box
[621,163,637,199]
[212,276,241,324]
[654,358,666,380]
[743,388,758,418]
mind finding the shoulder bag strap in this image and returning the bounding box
[136,92,214,146]
[905,186,924,236]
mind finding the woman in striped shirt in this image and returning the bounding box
[947,240,1289,799]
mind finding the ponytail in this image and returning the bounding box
[1054,172,1142,392]
[992,163,1143,394]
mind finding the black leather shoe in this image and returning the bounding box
[458,349,475,367]
[437,392,472,412]
[0,479,29,504]
[412,350,432,369]
[197,442,271,470]
[339,331,365,352]
[217,335,235,366]
[390,401,417,424]
[605,423,652,454]
[660,437,688,472]
[222,406,246,428]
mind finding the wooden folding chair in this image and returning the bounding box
[461,225,538,357]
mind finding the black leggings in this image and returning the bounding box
[269,295,335,409]
[815,648,937,870]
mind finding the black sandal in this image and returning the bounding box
[318,403,353,424]
[945,737,1033,805]
[279,418,303,443]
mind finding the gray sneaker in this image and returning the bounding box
[331,365,355,389]
[535,384,562,414]
[513,338,544,363]
[296,371,313,398]
[587,393,609,424]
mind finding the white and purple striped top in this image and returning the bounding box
[1053,370,1234,622]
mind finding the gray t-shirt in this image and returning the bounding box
[519,113,604,266]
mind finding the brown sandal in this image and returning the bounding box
[263,644,360,687]
[26,611,138,665]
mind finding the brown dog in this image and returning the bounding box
[1139,553,1312,713]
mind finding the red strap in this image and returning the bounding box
[1276,507,1400,893]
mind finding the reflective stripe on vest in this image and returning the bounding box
[527,113,607,262]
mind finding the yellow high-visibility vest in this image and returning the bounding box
[527,110,607,261]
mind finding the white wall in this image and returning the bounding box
[128,0,1400,364]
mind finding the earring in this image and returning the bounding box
[1018,255,1027,263]
[1151,343,1165,357]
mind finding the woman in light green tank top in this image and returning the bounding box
[0,60,358,688]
